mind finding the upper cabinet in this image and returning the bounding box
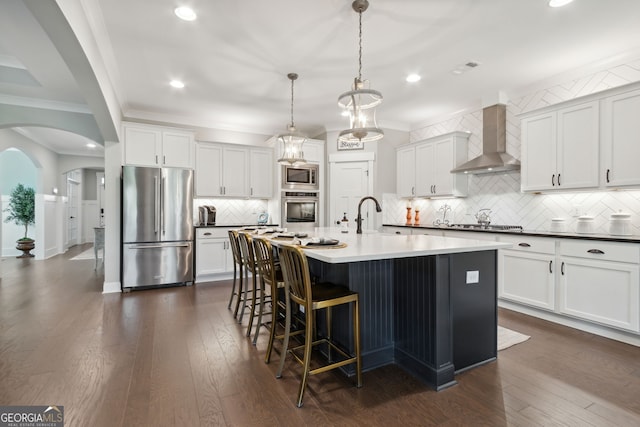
[396,131,469,198]
[122,122,194,168]
[520,81,640,193]
[521,101,599,192]
[195,142,273,198]
[601,88,640,187]
[249,148,273,198]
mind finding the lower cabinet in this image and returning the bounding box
[558,240,640,332]
[498,235,556,311]
[195,228,234,282]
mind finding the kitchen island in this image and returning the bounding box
[283,228,511,390]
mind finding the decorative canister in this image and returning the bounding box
[549,218,567,233]
[576,215,595,234]
[609,211,631,236]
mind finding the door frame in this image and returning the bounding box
[328,151,375,230]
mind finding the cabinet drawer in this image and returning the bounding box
[559,240,639,263]
[196,227,231,239]
[498,235,555,254]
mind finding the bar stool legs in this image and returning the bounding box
[276,244,362,408]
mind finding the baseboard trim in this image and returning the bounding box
[102,281,121,294]
[498,299,640,347]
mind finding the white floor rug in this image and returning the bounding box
[70,246,97,261]
[498,326,531,351]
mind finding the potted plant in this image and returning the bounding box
[3,184,36,258]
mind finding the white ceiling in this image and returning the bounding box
[2,0,640,156]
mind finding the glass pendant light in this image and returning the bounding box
[338,0,384,144]
[277,73,307,165]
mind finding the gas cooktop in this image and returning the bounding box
[448,224,523,232]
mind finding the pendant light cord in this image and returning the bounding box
[358,9,363,82]
[290,77,295,129]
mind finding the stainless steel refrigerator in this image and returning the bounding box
[121,166,194,289]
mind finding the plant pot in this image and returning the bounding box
[16,238,35,258]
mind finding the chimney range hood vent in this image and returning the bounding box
[450,104,520,175]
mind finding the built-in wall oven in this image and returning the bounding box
[281,191,319,231]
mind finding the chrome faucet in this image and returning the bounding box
[356,196,382,234]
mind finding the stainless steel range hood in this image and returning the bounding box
[450,104,520,174]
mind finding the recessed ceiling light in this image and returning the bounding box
[86,143,96,148]
[170,79,185,89]
[174,6,197,21]
[548,0,574,7]
[406,74,421,83]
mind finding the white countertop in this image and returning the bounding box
[276,227,511,264]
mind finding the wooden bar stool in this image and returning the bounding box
[227,230,244,317]
[276,244,362,407]
[237,231,265,333]
[252,237,285,351]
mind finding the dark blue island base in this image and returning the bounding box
[307,250,498,390]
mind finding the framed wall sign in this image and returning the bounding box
[337,139,364,150]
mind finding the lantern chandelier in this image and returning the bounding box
[338,0,384,144]
[277,72,307,165]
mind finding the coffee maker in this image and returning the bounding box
[198,205,216,225]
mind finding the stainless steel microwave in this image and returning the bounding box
[281,164,319,190]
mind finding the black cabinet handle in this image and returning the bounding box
[606,169,610,183]
[549,260,553,273]
[587,249,605,254]
[518,243,531,247]
[558,173,561,186]
[561,262,565,275]
[552,174,555,186]
[395,231,401,235]
[204,232,212,236]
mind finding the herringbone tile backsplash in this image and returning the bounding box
[195,199,270,225]
[384,56,640,235]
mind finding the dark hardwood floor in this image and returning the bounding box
[1,246,639,426]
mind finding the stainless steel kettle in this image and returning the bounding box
[475,208,492,226]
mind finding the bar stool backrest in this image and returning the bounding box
[278,245,312,312]
[237,231,256,273]
[253,237,276,285]
[228,230,243,266]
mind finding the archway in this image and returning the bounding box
[0,126,105,261]
[0,147,38,257]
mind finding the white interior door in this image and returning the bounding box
[330,161,372,231]
[67,177,80,247]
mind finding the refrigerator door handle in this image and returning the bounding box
[154,175,160,234]
[127,243,191,249]
[161,175,166,235]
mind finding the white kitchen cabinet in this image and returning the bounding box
[222,146,249,197]
[601,87,640,187]
[396,131,468,198]
[195,228,233,282]
[396,146,416,197]
[558,239,640,332]
[498,235,556,311]
[195,143,223,197]
[123,123,194,168]
[521,101,599,192]
[249,148,273,198]
[195,143,271,198]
